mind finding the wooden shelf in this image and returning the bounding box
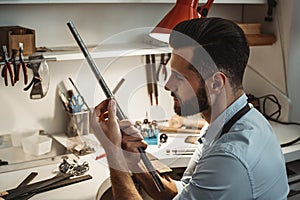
[246,34,276,46]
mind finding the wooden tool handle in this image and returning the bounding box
[158,126,200,134]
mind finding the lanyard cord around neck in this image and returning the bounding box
[198,104,251,145]
[219,104,251,138]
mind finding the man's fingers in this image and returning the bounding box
[99,112,109,122]
[108,99,117,120]
[93,99,118,122]
[119,120,134,128]
[123,134,144,143]
[122,139,148,152]
[119,120,143,138]
[122,125,142,137]
[94,99,110,117]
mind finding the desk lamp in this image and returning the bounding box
[150,0,214,43]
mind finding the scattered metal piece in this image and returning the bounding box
[59,158,89,176]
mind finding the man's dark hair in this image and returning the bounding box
[169,17,249,90]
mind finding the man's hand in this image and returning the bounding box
[119,120,148,170]
[92,99,121,149]
[92,99,144,200]
[120,120,147,153]
[91,98,147,169]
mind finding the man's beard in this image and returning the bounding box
[172,86,209,117]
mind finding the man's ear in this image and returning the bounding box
[210,72,226,92]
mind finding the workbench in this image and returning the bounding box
[0,122,299,200]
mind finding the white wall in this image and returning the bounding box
[286,0,300,122]
[0,3,291,134]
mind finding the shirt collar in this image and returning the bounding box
[203,93,248,147]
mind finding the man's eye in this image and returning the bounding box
[172,71,184,81]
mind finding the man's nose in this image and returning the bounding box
[164,75,174,92]
[164,85,170,92]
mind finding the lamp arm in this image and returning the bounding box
[197,0,215,18]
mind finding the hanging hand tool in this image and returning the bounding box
[67,21,165,192]
[156,53,170,82]
[23,76,41,92]
[146,55,154,106]
[1,45,14,86]
[265,0,277,21]
[156,54,165,82]
[197,0,214,18]
[19,43,28,85]
[10,49,19,83]
[151,54,159,105]
[24,54,49,99]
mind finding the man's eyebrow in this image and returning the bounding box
[171,69,181,76]
[171,69,186,81]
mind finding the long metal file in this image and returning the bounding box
[67,21,164,192]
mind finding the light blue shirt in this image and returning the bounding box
[174,93,289,200]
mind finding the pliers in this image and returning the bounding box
[156,53,170,81]
[10,49,19,83]
[19,43,28,85]
[1,45,14,86]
